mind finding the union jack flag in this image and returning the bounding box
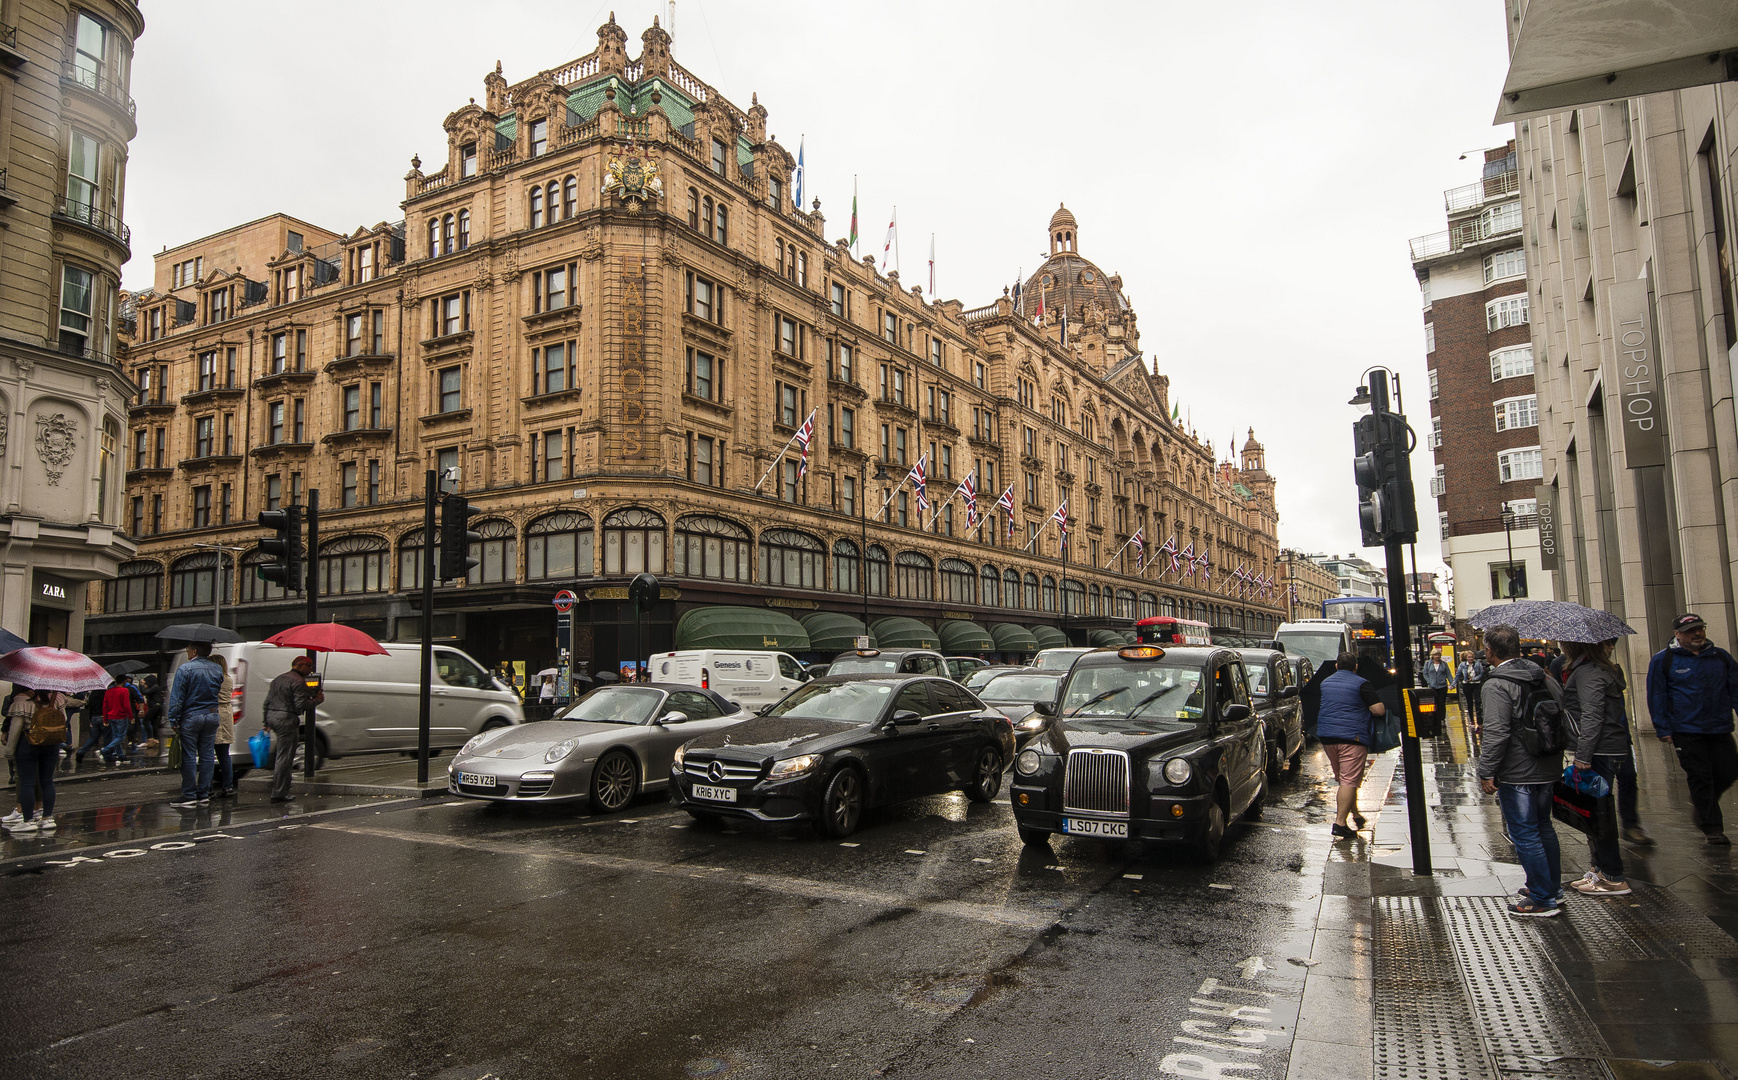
[1129,528,1146,571]
[793,409,816,480]
[1197,549,1212,583]
[908,455,929,520]
[1160,534,1181,575]
[1288,582,1301,604]
[996,485,1016,538]
[957,472,978,531]
[1051,500,1068,552]
[1180,542,1197,578]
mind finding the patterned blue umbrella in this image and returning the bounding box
[1467,600,1634,643]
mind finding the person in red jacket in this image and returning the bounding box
[99,677,140,766]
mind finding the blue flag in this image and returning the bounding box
[794,138,805,209]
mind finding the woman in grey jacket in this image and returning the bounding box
[1563,639,1632,896]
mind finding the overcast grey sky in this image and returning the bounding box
[121,0,1517,591]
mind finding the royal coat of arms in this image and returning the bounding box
[35,412,77,486]
[602,152,664,212]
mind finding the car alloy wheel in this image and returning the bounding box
[590,751,638,813]
[965,747,1002,803]
[1193,796,1227,863]
[817,767,863,838]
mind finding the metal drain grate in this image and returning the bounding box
[1440,896,1609,1061]
[1492,1052,1612,1079]
[1375,896,1497,1079]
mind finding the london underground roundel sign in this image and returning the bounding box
[552,589,578,613]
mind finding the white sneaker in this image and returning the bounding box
[38,815,55,830]
[11,816,39,832]
[1,810,21,825]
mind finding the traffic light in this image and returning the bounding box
[439,493,480,580]
[1351,412,1418,546]
[256,506,303,590]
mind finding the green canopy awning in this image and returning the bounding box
[938,620,997,654]
[1088,629,1124,648]
[1029,625,1071,650]
[990,623,1040,654]
[800,611,875,653]
[675,606,811,651]
[1121,631,1139,645]
[871,617,939,649]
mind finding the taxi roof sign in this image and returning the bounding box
[1117,645,1166,661]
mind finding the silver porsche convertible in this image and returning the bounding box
[447,683,753,811]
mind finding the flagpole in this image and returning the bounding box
[751,419,810,493]
[893,207,900,276]
[1101,532,1140,569]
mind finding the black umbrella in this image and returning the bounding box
[154,623,245,645]
[0,627,27,655]
[105,659,150,677]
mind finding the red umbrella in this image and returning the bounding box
[262,623,388,656]
[0,647,114,694]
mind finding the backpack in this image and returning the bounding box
[1489,669,1568,756]
[27,703,69,747]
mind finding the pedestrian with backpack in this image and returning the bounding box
[1645,612,1738,845]
[1478,624,1568,917]
[164,642,225,809]
[1562,639,1636,896]
[3,689,69,832]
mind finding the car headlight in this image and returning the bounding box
[544,737,581,764]
[672,743,687,767]
[1016,749,1043,775]
[767,754,821,780]
[1016,714,1046,733]
[460,732,490,756]
[1162,758,1192,786]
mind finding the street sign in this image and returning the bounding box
[853,635,871,650]
[552,589,577,613]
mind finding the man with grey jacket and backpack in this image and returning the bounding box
[1478,624,1568,917]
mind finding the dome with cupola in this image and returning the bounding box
[1023,204,1131,326]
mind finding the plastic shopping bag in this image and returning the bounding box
[167,731,181,769]
[248,728,271,769]
[1560,764,1611,797]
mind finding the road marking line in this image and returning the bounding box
[310,821,1055,930]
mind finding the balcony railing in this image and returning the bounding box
[1444,169,1520,213]
[61,61,137,117]
[56,199,131,246]
[1449,514,1538,538]
[1409,211,1521,262]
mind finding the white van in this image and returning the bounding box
[1274,620,1355,673]
[210,641,523,772]
[646,650,807,704]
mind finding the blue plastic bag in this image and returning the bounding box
[248,729,271,769]
[1561,764,1610,797]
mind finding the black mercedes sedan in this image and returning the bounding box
[1238,647,1304,784]
[1009,645,1267,862]
[669,674,1016,838]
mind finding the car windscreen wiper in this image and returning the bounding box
[1121,687,1175,719]
[1065,687,1128,716]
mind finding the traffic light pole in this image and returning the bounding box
[303,488,319,779]
[417,470,435,785]
[1384,535,1430,875]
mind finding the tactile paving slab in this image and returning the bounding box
[1375,895,1497,1079]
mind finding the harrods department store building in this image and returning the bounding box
[85,16,1283,672]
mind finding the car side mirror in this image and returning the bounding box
[658,710,689,725]
[890,709,923,727]
[1032,699,1056,717]
[1220,702,1251,723]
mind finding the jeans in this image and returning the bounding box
[177,709,220,800]
[1462,683,1481,724]
[1586,755,1628,880]
[17,740,59,817]
[1672,732,1738,834]
[214,743,232,791]
[1497,781,1561,908]
[77,718,108,760]
[102,716,131,762]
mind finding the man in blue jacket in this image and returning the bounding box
[1318,651,1385,840]
[1647,613,1738,845]
[165,642,225,810]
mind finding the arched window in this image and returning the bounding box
[1160,596,1176,618]
[239,551,288,603]
[170,551,231,609]
[1139,593,1158,619]
[1062,579,1085,615]
[1088,584,1101,616]
[673,514,749,581]
[318,534,389,595]
[562,176,577,218]
[547,181,560,222]
[940,558,975,604]
[442,214,455,254]
[715,204,728,245]
[457,209,470,250]
[1005,568,1022,610]
[529,186,543,228]
[1116,588,1137,620]
[398,528,429,590]
[834,539,861,594]
[687,187,700,230]
[603,507,666,575]
[1041,575,1057,613]
[467,519,518,585]
[526,512,593,580]
[1023,572,1039,610]
[896,551,934,600]
[701,196,714,238]
[981,564,1000,607]
[105,559,161,613]
[867,545,890,597]
[427,218,439,259]
[760,529,824,589]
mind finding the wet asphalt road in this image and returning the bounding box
[0,759,1350,1080]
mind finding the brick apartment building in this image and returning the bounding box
[86,15,1285,676]
[1410,141,1554,630]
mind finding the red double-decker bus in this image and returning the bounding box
[1133,616,1213,646]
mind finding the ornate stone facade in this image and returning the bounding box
[86,16,1282,673]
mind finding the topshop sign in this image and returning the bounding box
[1606,278,1666,468]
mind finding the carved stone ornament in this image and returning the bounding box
[35,412,77,486]
[601,151,665,212]
[0,413,7,459]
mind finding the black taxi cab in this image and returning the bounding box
[1009,645,1267,862]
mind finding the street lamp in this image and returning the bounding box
[861,459,889,634]
[1499,506,1517,601]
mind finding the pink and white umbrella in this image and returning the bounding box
[0,647,115,694]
